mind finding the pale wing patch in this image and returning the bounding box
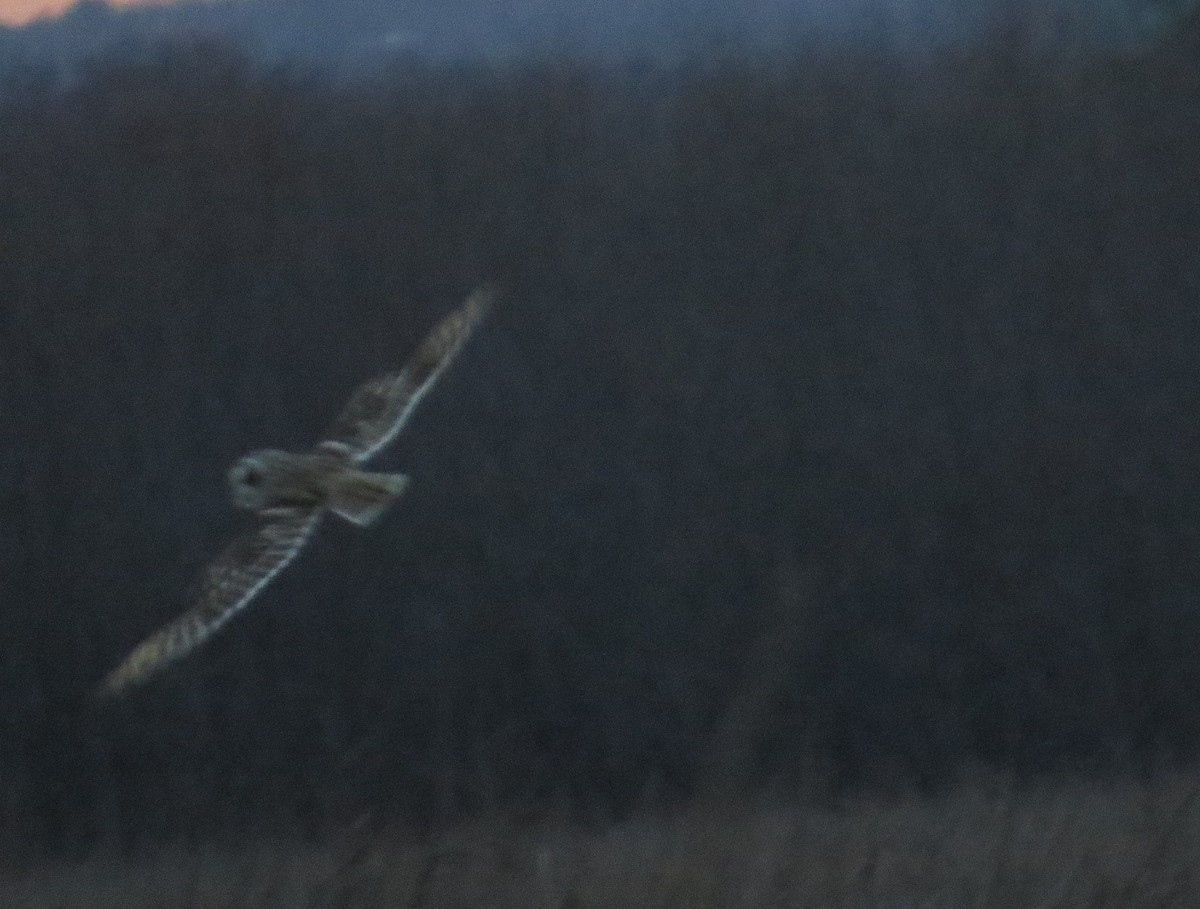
[319,287,493,463]
[95,509,321,699]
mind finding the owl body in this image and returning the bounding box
[229,449,409,526]
[94,288,493,698]
[228,449,331,512]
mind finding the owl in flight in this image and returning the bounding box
[95,288,493,699]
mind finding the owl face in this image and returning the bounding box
[228,449,326,513]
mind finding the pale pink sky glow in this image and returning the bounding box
[0,0,158,26]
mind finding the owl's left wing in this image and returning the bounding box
[318,287,493,464]
[95,508,321,699]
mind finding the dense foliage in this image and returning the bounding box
[1,17,1199,853]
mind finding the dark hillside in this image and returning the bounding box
[1,25,1199,852]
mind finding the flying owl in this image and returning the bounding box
[94,288,493,699]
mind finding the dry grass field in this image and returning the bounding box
[3,771,1198,908]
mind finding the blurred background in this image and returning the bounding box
[1,0,1199,859]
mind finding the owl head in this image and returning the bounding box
[228,451,278,511]
[227,449,318,512]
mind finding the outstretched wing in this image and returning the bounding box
[95,509,322,699]
[318,287,493,464]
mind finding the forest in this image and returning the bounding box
[1,9,1200,902]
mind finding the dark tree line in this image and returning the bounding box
[1,19,1199,854]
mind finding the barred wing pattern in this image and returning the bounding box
[95,509,322,698]
[319,287,493,463]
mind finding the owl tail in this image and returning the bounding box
[329,470,410,526]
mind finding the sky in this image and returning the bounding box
[0,0,148,25]
[0,0,1187,56]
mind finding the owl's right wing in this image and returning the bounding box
[94,508,322,699]
[318,287,493,464]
